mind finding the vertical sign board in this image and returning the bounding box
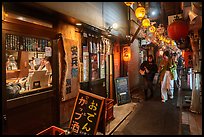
[69,90,105,135]
[115,77,131,105]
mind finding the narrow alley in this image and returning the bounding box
[2,2,202,135]
[110,73,202,135]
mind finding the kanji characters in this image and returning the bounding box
[71,121,80,134]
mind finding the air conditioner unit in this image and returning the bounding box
[168,14,183,25]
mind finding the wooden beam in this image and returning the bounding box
[130,24,141,43]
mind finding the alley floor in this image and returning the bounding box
[111,76,202,135]
[112,86,180,135]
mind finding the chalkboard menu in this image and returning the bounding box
[115,77,131,105]
[69,90,105,135]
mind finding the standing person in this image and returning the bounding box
[158,51,175,103]
[139,55,158,100]
[171,53,179,88]
[177,54,184,82]
[38,57,52,84]
[29,57,36,70]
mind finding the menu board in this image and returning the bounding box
[69,90,104,135]
[115,77,131,105]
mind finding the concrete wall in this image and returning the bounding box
[128,39,142,92]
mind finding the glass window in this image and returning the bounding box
[5,33,53,99]
[80,34,111,82]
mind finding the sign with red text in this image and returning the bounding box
[123,46,131,61]
[69,90,104,135]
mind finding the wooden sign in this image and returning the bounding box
[115,77,131,105]
[69,90,105,135]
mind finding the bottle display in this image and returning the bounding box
[6,33,49,52]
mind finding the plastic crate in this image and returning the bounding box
[105,98,114,122]
[36,126,65,135]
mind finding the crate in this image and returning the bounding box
[36,126,65,135]
[105,98,114,122]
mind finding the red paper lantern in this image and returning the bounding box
[167,20,189,41]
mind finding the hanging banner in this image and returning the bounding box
[59,37,79,102]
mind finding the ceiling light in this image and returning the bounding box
[76,23,82,26]
[112,23,118,29]
[151,11,156,16]
[17,16,25,21]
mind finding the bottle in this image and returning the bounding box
[25,81,30,90]
[25,75,31,90]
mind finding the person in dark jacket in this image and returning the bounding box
[140,55,158,100]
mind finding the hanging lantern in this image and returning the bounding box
[149,25,156,33]
[123,46,131,61]
[142,18,150,28]
[135,6,146,20]
[124,2,134,6]
[166,39,171,44]
[171,40,176,46]
[159,35,164,41]
[167,20,189,41]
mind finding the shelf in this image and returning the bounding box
[6,69,21,80]
[6,69,21,72]
[6,78,19,83]
[19,85,52,94]
[7,50,45,53]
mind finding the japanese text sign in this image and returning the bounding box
[69,90,104,135]
[115,77,131,105]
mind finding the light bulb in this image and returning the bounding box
[112,23,118,29]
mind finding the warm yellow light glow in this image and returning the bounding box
[171,40,176,46]
[166,39,170,44]
[159,35,164,41]
[149,25,156,32]
[163,37,166,43]
[142,18,150,28]
[135,6,146,20]
[2,4,5,20]
[124,2,134,6]
[76,23,82,26]
[159,50,164,56]
[112,23,118,29]
[123,47,131,61]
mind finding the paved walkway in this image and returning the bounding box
[112,73,202,135]
[113,84,180,135]
[97,102,137,135]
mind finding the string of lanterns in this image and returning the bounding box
[124,2,184,53]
